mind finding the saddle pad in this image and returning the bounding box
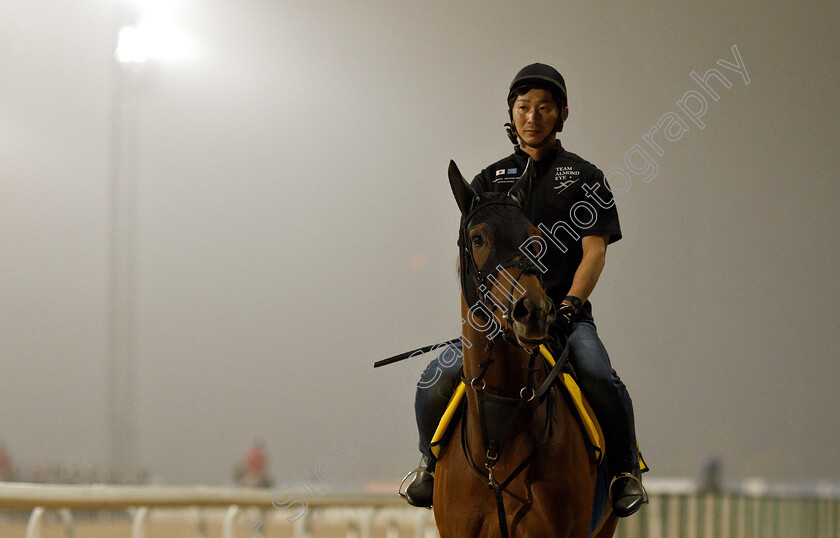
[539,345,606,467]
[430,382,467,458]
[430,344,647,473]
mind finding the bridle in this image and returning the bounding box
[456,194,568,538]
[457,194,544,332]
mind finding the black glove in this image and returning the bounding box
[556,302,577,335]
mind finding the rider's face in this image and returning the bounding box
[510,88,561,146]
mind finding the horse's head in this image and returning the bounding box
[449,159,556,350]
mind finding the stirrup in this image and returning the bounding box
[398,467,434,509]
[609,471,643,485]
[609,472,649,517]
[398,467,422,497]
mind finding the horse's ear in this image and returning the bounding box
[507,158,534,208]
[448,160,476,216]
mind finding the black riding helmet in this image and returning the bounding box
[507,63,567,108]
[506,63,568,144]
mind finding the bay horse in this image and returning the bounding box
[432,160,617,537]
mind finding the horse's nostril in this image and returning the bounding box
[545,298,556,321]
[511,297,534,323]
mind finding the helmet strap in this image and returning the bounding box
[504,123,519,145]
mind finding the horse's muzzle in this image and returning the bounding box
[510,295,556,346]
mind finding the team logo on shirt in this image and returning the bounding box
[553,166,580,193]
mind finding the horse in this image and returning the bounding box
[432,160,617,538]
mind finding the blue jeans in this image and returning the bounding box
[415,340,464,456]
[414,321,639,473]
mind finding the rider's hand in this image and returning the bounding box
[556,302,577,334]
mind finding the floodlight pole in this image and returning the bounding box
[107,2,141,472]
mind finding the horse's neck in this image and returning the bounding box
[460,327,560,473]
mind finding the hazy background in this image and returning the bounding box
[1,0,838,487]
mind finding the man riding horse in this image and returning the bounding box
[403,63,648,518]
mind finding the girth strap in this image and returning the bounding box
[493,486,509,538]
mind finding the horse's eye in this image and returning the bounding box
[471,235,484,248]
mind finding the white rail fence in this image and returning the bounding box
[0,481,838,537]
[617,490,839,538]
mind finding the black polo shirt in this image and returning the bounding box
[470,141,621,321]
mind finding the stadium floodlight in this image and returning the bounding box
[115,16,191,64]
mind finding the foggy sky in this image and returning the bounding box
[1,0,839,487]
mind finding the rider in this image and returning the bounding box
[403,63,648,517]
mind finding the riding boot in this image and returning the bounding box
[609,464,648,517]
[401,456,435,508]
